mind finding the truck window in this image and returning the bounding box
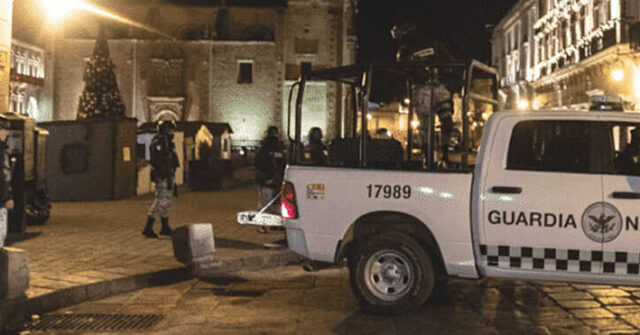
[605,123,640,176]
[507,121,593,174]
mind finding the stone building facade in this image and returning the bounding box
[10,39,44,119]
[492,0,640,110]
[42,0,357,146]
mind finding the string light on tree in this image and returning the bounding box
[77,27,126,120]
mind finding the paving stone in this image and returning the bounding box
[549,291,595,301]
[606,304,640,315]
[555,299,601,309]
[597,297,636,306]
[569,308,616,319]
[540,286,578,293]
[622,314,640,329]
[588,289,631,297]
[572,284,613,290]
[582,318,635,331]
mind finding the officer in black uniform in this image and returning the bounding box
[143,120,180,238]
[305,127,327,166]
[615,128,640,176]
[255,127,285,208]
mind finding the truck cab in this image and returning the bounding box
[281,61,640,314]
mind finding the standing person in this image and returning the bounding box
[615,128,640,175]
[143,120,180,238]
[414,78,454,165]
[0,120,13,248]
[305,127,327,166]
[255,126,286,232]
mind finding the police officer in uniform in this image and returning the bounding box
[414,78,455,164]
[143,120,180,238]
[615,128,640,176]
[305,127,327,166]
[0,119,13,247]
[255,126,286,233]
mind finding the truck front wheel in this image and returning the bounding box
[348,231,435,315]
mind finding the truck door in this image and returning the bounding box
[479,118,604,280]
[600,121,640,284]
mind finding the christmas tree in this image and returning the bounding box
[77,27,126,120]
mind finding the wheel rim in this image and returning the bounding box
[364,249,414,302]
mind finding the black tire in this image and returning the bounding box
[348,231,435,315]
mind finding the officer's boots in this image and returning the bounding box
[142,216,158,238]
[160,217,173,236]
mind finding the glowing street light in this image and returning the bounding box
[410,120,420,128]
[612,69,625,82]
[41,0,87,22]
[39,0,174,39]
[517,99,529,110]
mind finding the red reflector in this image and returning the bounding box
[281,201,296,219]
[281,181,298,219]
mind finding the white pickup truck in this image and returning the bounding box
[282,109,640,314]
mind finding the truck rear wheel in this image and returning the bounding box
[348,231,435,315]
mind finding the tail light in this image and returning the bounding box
[281,181,299,219]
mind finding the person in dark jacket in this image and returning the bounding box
[143,120,180,238]
[305,127,327,166]
[255,126,285,214]
[0,120,13,248]
[615,128,640,176]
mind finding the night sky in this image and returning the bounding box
[13,0,517,63]
[357,0,517,63]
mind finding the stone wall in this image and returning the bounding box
[47,0,355,144]
[209,42,280,145]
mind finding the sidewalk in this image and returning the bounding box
[6,168,300,315]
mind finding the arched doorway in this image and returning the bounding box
[153,109,179,122]
[147,96,185,122]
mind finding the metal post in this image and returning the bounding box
[359,66,373,168]
[406,78,414,162]
[294,78,306,164]
[428,70,436,170]
[351,86,358,138]
[462,66,474,170]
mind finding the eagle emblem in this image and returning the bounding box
[581,202,622,243]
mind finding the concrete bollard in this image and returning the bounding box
[172,224,216,265]
[0,247,29,300]
[0,247,29,332]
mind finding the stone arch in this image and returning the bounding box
[153,109,179,122]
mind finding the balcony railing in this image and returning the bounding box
[10,69,44,86]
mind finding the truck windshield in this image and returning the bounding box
[287,61,499,172]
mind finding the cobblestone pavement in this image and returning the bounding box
[6,174,285,299]
[23,265,640,335]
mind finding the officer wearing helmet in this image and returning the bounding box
[143,120,180,238]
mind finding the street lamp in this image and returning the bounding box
[517,99,529,110]
[612,69,625,82]
[41,0,86,22]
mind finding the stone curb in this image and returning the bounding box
[22,249,302,318]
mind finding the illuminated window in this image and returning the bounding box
[237,61,253,84]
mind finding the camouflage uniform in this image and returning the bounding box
[148,179,174,218]
[143,121,179,238]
